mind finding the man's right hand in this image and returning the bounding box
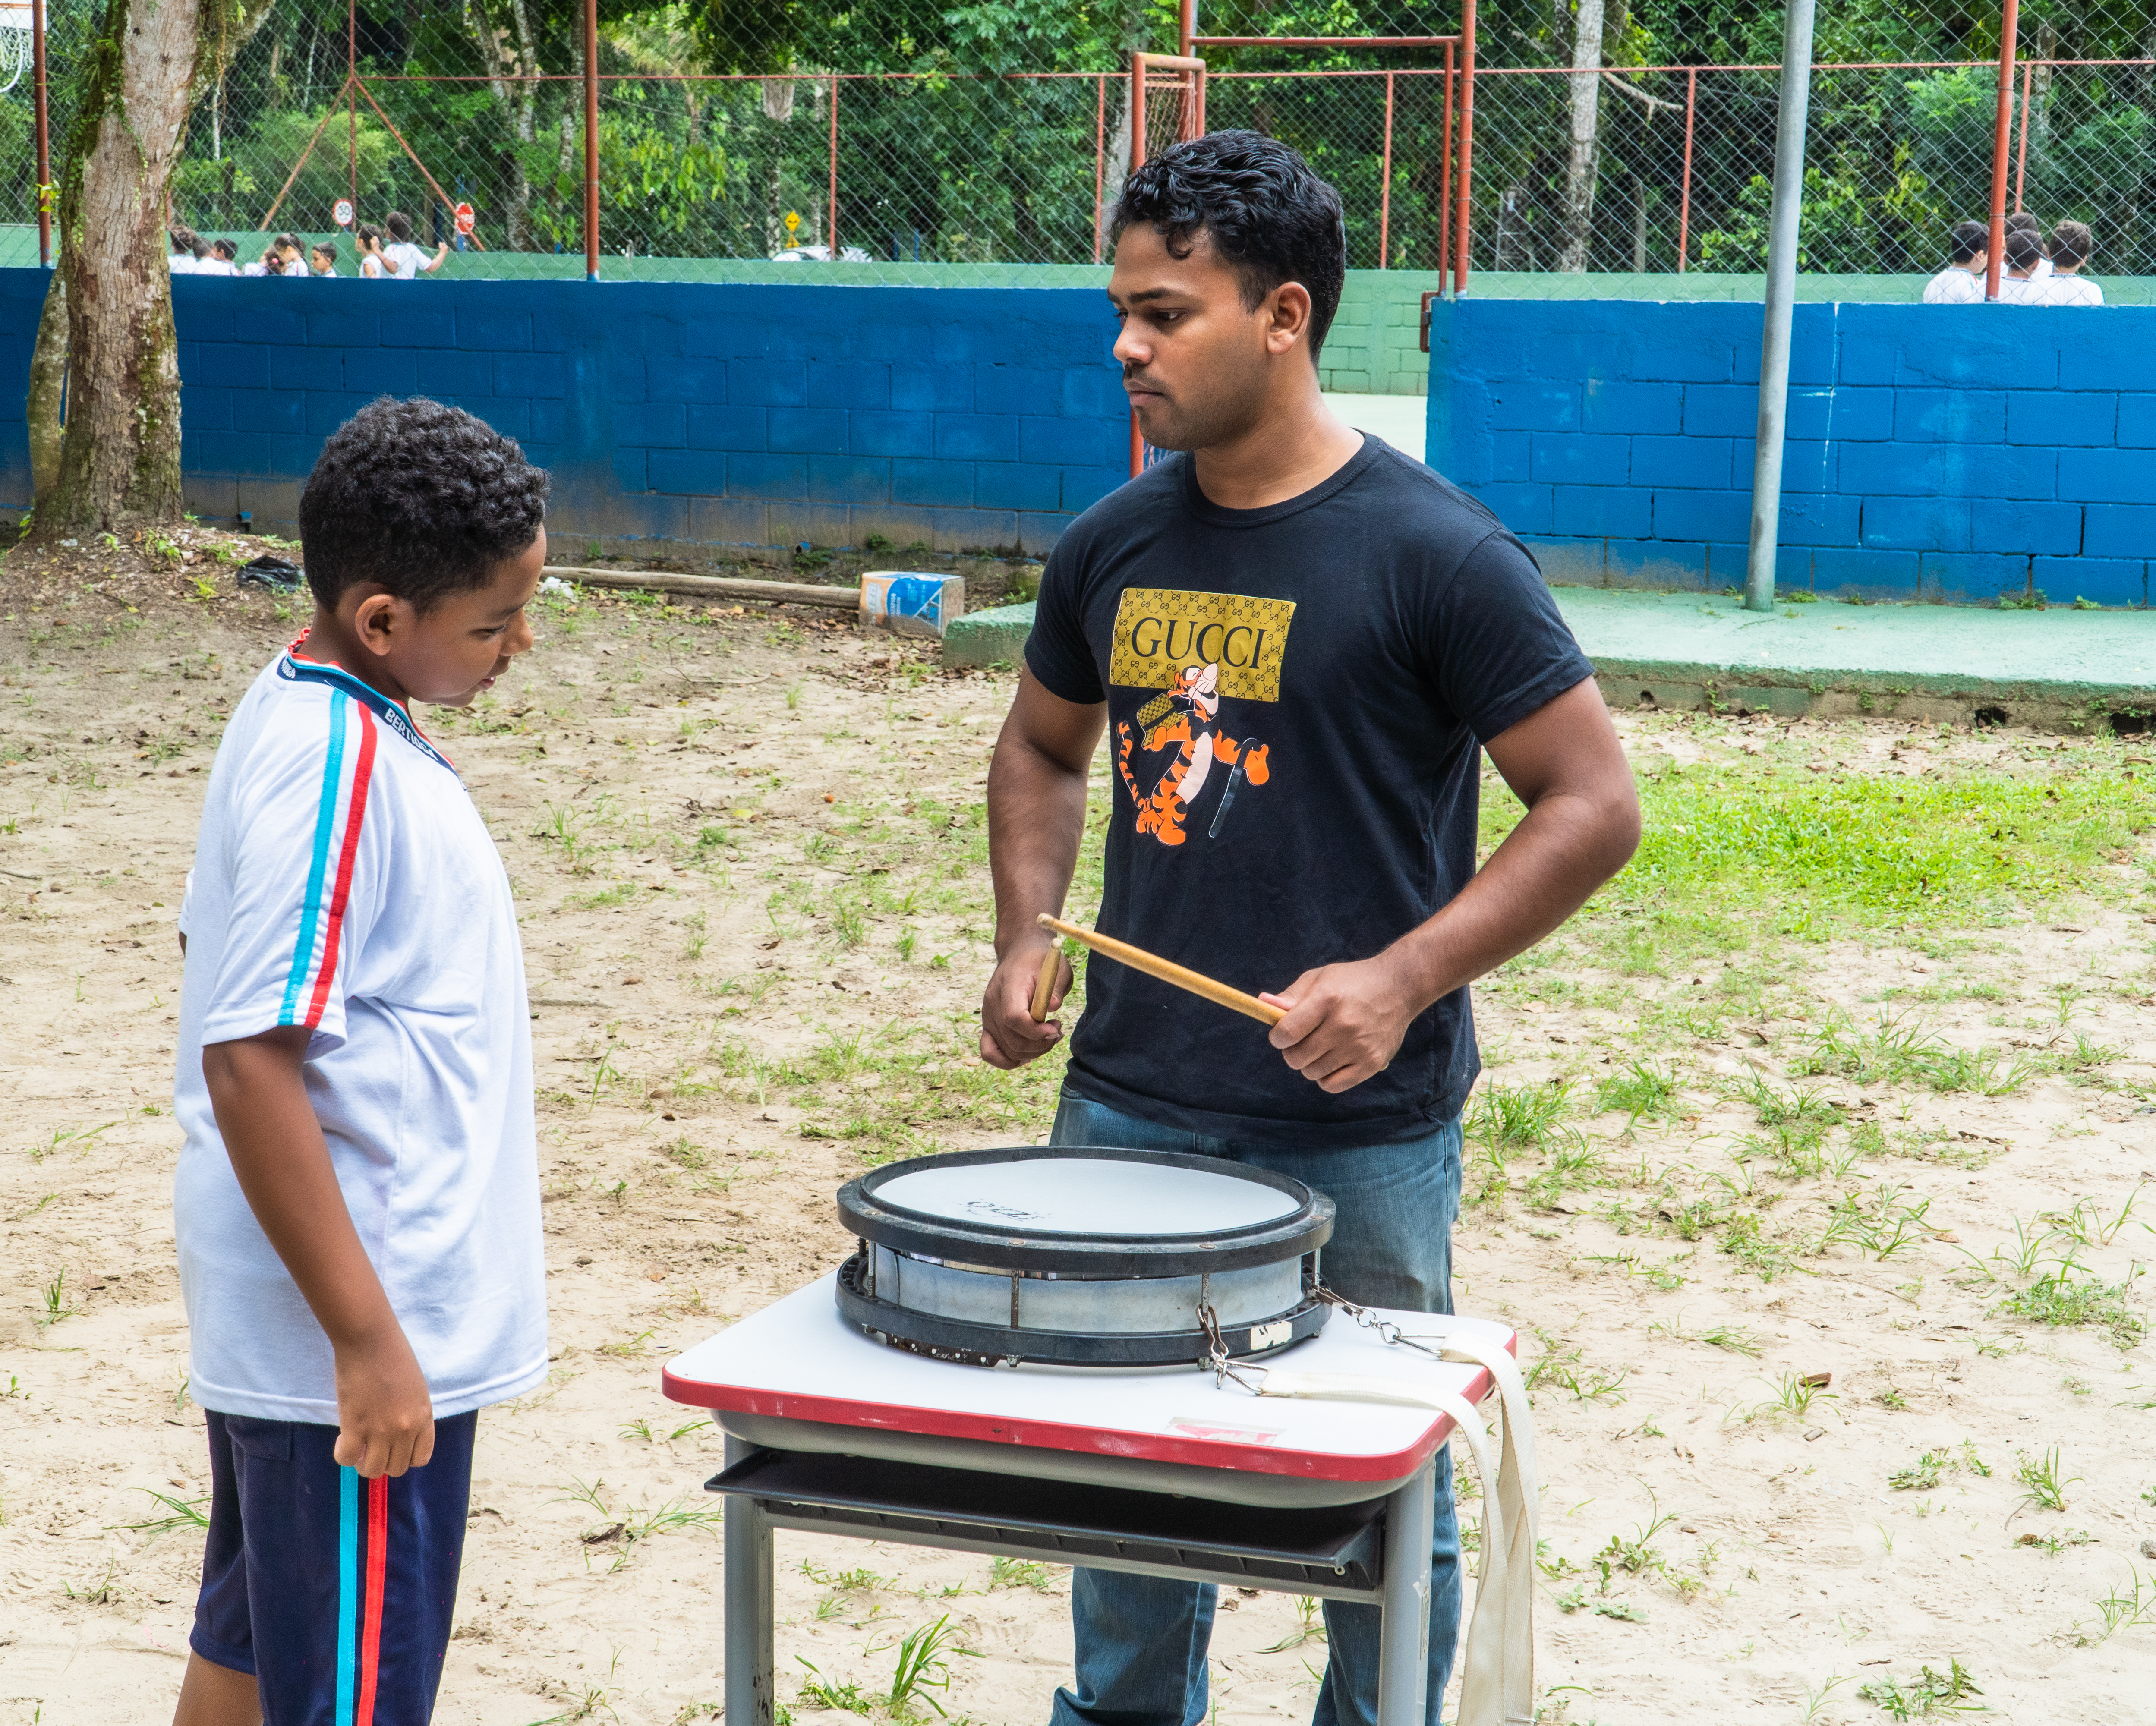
[979,939,1072,1070]
[333,1323,436,1478]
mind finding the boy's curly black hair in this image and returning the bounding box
[1110,130,1347,362]
[299,397,549,612]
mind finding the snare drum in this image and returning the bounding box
[835,1146,1333,1368]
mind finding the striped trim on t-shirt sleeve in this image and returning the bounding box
[277,693,380,1029]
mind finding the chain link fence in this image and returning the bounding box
[0,0,2150,283]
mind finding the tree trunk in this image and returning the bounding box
[1631,173,1649,271]
[1558,0,1606,273]
[27,269,65,506]
[36,0,207,540]
[466,0,541,249]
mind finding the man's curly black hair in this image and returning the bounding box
[299,397,549,612]
[1110,131,1347,362]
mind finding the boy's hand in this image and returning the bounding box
[204,1027,440,1479]
[334,1325,436,1478]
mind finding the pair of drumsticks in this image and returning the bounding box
[1027,913,1285,1028]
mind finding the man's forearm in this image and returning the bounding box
[204,1032,401,1351]
[986,739,1090,956]
[1381,786,1638,1013]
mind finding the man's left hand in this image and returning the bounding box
[1260,955,1422,1093]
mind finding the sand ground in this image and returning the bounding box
[1,557,2151,1726]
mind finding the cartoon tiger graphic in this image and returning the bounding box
[1115,661,1270,847]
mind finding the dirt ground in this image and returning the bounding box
[0,554,2151,1726]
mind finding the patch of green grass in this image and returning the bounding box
[1597,1059,1681,1122]
[1856,1660,1984,1718]
[1564,758,2153,938]
[1466,1080,1573,1152]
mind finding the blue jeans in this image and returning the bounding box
[1046,1093,1464,1726]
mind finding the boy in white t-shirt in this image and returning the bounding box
[384,209,451,279]
[1921,219,1987,303]
[170,398,550,1726]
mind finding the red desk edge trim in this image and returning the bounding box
[662,1333,1514,1484]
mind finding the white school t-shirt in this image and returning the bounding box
[1922,266,1983,304]
[2034,273,2103,306]
[173,644,547,1424]
[386,240,430,279]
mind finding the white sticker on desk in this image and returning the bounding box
[1166,1417,1287,1445]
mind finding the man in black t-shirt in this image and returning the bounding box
[979,133,1639,1726]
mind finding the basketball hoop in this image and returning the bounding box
[0,0,33,98]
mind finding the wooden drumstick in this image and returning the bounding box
[1029,944,1062,1023]
[1036,913,1286,1027]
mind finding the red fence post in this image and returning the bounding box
[1378,70,1394,268]
[2013,58,2032,213]
[1454,0,1475,293]
[583,0,600,279]
[829,75,840,260]
[1093,74,1107,263]
[1986,0,2020,299]
[1438,44,1454,287]
[1677,67,1696,272]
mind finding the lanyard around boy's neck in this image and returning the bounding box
[280,631,458,774]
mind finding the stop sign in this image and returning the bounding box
[454,202,475,237]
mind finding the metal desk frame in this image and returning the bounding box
[713,1434,1437,1726]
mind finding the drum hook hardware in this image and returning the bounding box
[1313,1286,1449,1363]
[1196,1297,1267,1393]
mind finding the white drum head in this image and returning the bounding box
[874,1156,1299,1237]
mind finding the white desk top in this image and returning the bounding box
[664,1276,1515,1483]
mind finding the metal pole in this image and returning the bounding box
[583,0,600,279]
[1453,0,1475,294]
[2013,58,2032,213]
[1986,0,2020,300]
[31,0,48,268]
[1741,0,1819,614]
[1179,0,1197,62]
[828,76,840,261]
[1131,53,1147,176]
[1093,74,1106,263]
[1677,68,1696,273]
[1438,46,1453,288]
[1378,71,1394,269]
[30,0,47,267]
[348,0,358,222]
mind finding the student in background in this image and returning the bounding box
[170,228,201,275]
[2004,211,2052,282]
[1998,226,2049,302]
[355,225,391,279]
[309,242,341,278]
[1922,220,1987,303]
[2043,221,2102,305]
[383,211,450,279]
[199,239,240,277]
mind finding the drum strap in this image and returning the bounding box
[1239,1324,1538,1726]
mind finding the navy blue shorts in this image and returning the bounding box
[192,1410,477,1726]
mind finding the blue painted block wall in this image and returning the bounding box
[0,271,1128,557]
[1427,299,2156,606]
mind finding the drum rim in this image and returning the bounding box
[839,1145,1334,1276]
[835,1248,1330,1368]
